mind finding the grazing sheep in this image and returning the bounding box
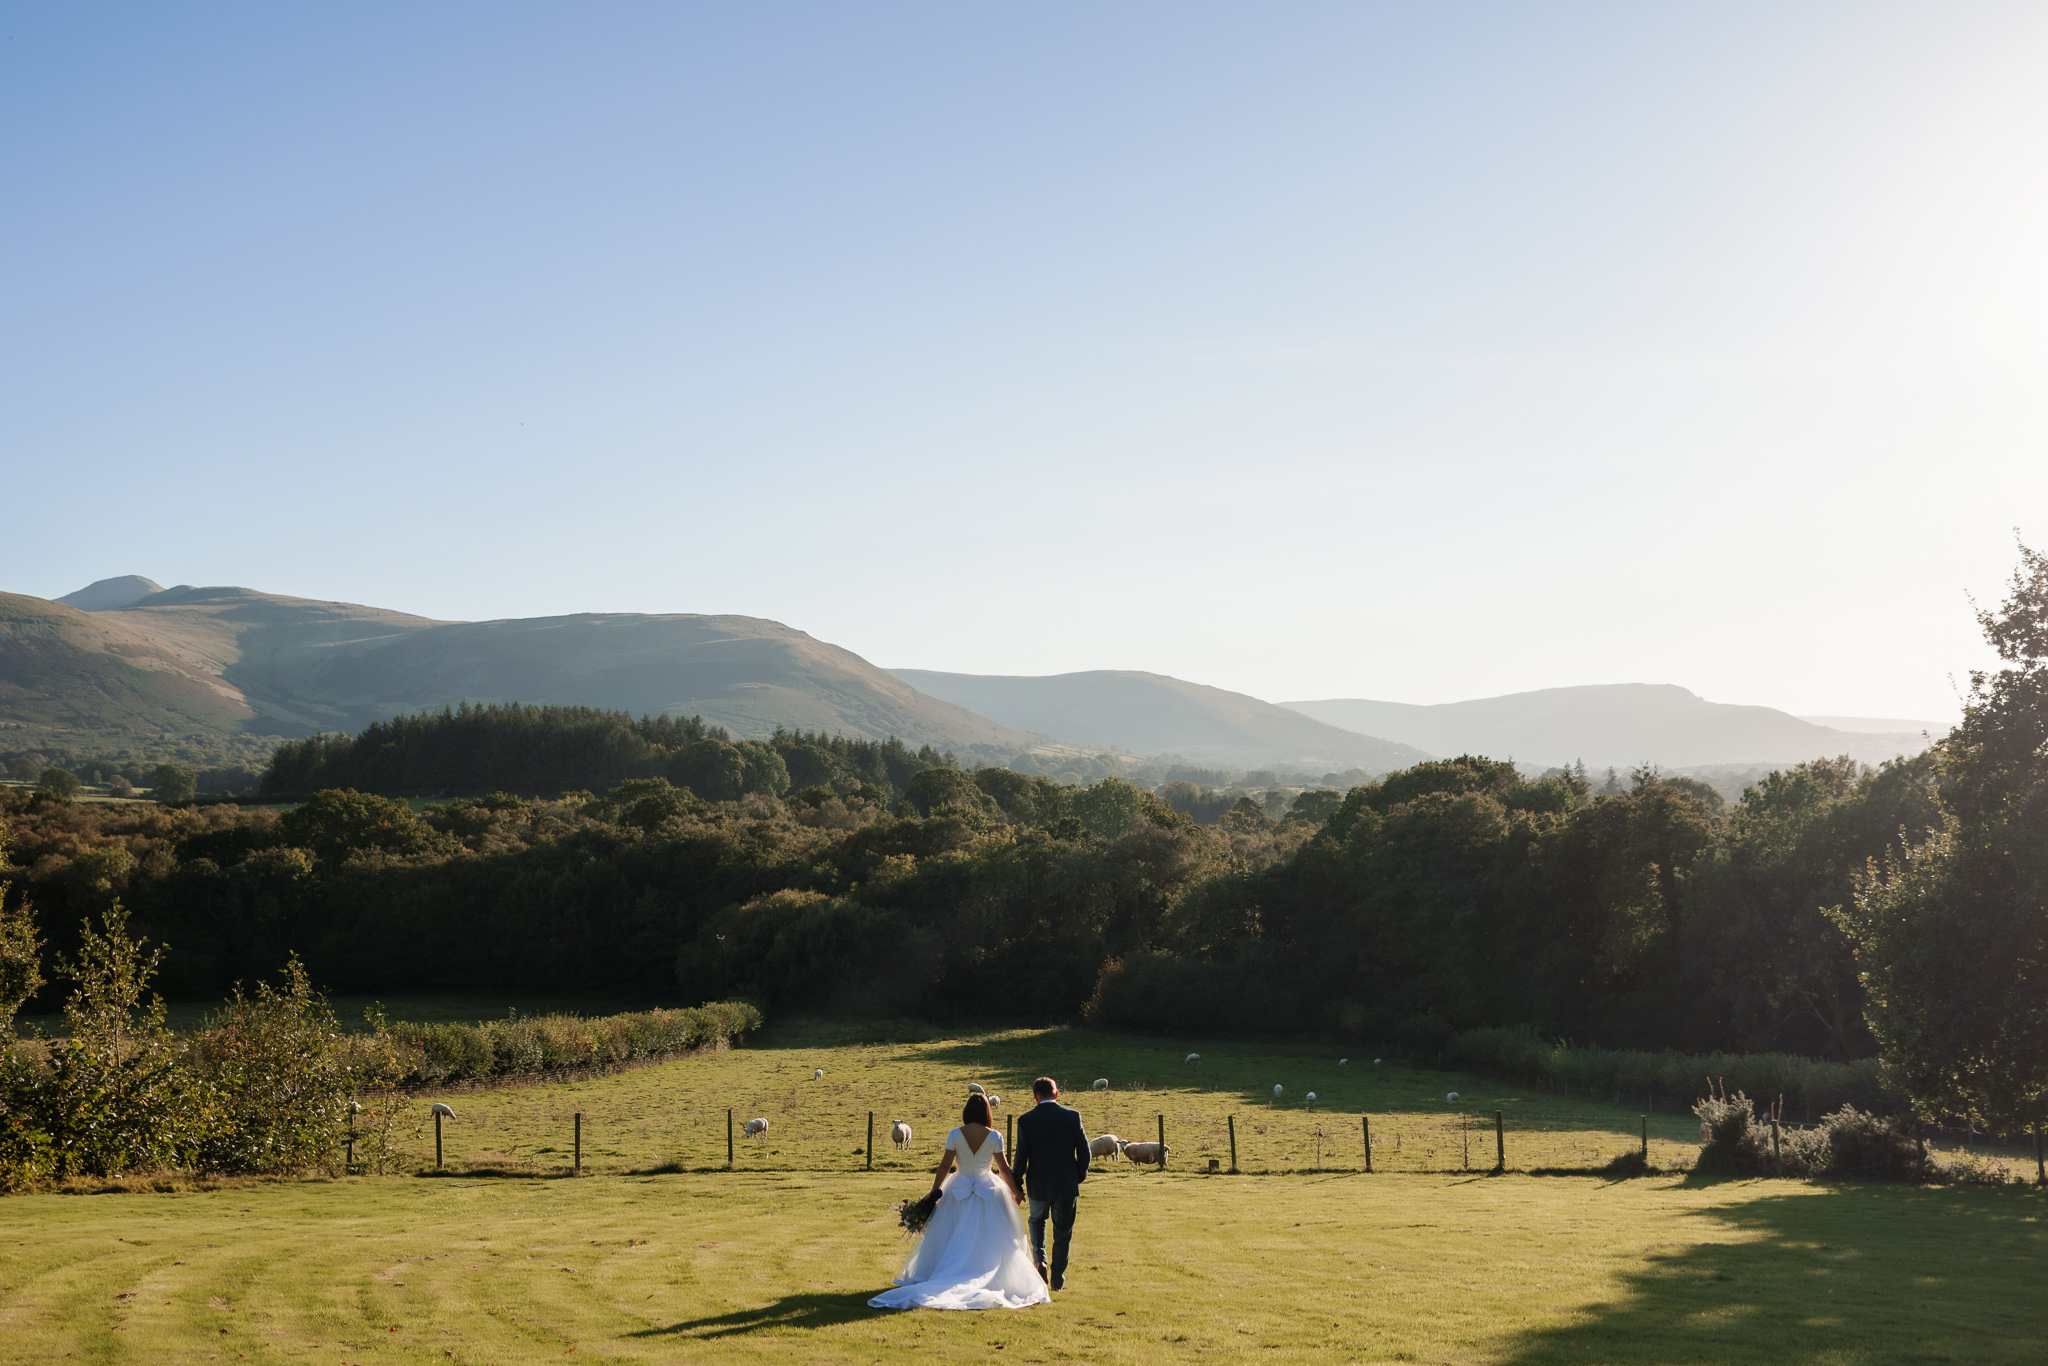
[1185,1053,1201,1064]
[968,1083,986,1095]
[1273,1084,1284,1099]
[1088,1134,1125,1162]
[1306,1092,1318,1106]
[1092,1078,1109,1091]
[431,1102,457,1119]
[744,1117,770,1140]
[1373,1058,1382,1066]
[1338,1058,1349,1066]
[1122,1141,1170,1169]
[986,1094,1002,1110]
[891,1121,913,1151]
[813,1068,824,1081]
[1445,1092,1460,1104]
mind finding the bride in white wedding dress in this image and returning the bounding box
[869,1094,1049,1311]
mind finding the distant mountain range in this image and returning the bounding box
[4,578,1038,756]
[890,669,1431,772]
[6,575,1949,779]
[1283,685,1945,772]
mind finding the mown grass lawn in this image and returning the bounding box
[410,1024,1711,1177]
[6,1026,2043,1363]
[4,1169,2042,1364]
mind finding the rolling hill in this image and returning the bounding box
[1283,684,1940,771]
[5,581,1042,757]
[889,668,1432,773]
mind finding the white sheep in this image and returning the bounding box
[1122,1141,1170,1169]
[891,1121,913,1151]
[1088,1134,1125,1162]
[1339,1058,1349,1066]
[1092,1078,1109,1091]
[1306,1092,1318,1106]
[1445,1092,1460,1104]
[1374,1058,1382,1066]
[813,1068,823,1081]
[1273,1084,1284,1099]
[986,1094,1002,1110]
[431,1102,457,1119]
[1185,1052,1201,1063]
[968,1083,986,1095]
[744,1116,770,1140]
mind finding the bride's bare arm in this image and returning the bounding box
[994,1151,1023,1203]
[928,1148,955,1198]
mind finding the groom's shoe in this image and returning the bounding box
[1051,1274,1065,1292]
[1035,1262,1048,1284]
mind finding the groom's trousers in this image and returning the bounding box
[1027,1195,1077,1285]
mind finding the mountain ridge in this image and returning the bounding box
[890,667,1431,772]
[1284,684,1937,771]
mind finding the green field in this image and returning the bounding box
[5,1026,2045,1364]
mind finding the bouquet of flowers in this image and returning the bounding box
[893,1191,941,1236]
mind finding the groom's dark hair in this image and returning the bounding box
[1031,1077,1057,1099]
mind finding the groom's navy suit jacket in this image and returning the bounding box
[1012,1099,1090,1203]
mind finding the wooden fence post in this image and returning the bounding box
[1462,1113,1469,1172]
[867,1112,875,1171]
[346,1112,355,1175]
[435,1111,444,1172]
[1158,1114,1166,1169]
[574,1112,582,1175]
[1007,1112,1013,1153]
[1640,1115,1648,1160]
[1228,1115,1237,1173]
[1362,1114,1372,1174]
[1494,1110,1505,1173]
[1771,1116,1782,1176]
[2035,1124,2044,1185]
[726,1108,734,1171]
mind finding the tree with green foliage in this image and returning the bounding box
[152,763,196,804]
[0,827,43,1029]
[1837,541,2048,1134]
[36,768,81,802]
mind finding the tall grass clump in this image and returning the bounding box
[370,1001,762,1089]
[1691,1085,1935,1181]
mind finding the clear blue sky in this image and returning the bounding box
[7,2,2044,721]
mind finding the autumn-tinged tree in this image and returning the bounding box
[1838,539,2048,1133]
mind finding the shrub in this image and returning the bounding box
[187,957,352,1175]
[1818,1105,1934,1182]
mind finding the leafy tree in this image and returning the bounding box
[1838,541,2048,1133]
[276,789,456,865]
[0,827,42,1028]
[151,763,196,804]
[36,768,81,802]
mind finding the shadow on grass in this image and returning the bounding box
[1499,1181,2048,1364]
[628,1290,891,1339]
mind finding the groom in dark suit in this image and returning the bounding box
[1010,1076,1090,1290]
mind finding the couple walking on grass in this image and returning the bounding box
[868,1076,1090,1311]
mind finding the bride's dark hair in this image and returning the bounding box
[962,1094,993,1127]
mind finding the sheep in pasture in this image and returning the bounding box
[1089,1134,1126,1162]
[1273,1084,1284,1099]
[1185,1052,1201,1063]
[1445,1092,1460,1105]
[431,1102,457,1119]
[813,1068,824,1080]
[744,1117,770,1140]
[1122,1141,1170,1169]
[891,1121,913,1151]
[968,1083,986,1095]
[1339,1058,1349,1066]
[986,1094,1002,1110]
[1092,1078,1109,1091]
[1306,1092,1318,1105]
[1374,1058,1382,1066]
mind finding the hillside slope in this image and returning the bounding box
[1285,684,1936,770]
[0,592,258,740]
[890,668,1431,772]
[6,583,1042,756]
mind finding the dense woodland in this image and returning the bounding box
[0,704,1941,1060]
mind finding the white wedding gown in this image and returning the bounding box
[869,1127,1050,1310]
